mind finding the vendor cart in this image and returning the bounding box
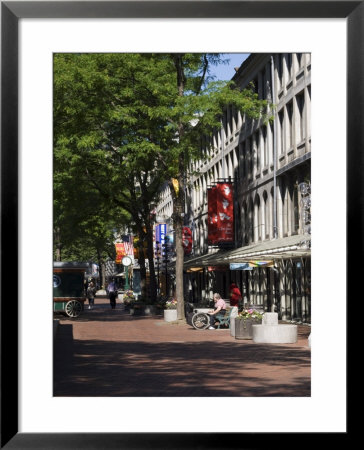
[53,262,89,317]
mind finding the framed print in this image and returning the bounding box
[1,1,357,448]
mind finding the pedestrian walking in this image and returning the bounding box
[229,282,242,308]
[86,281,96,309]
[208,293,227,330]
[107,279,117,309]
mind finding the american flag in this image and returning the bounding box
[122,241,134,257]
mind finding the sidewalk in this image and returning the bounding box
[54,297,311,397]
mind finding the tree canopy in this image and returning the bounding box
[53,53,270,310]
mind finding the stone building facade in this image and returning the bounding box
[156,53,311,323]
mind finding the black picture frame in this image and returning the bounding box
[1,1,356,448]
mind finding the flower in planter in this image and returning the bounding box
[123,290,135,305]
[165,298,177,309]
[237,308,264,321]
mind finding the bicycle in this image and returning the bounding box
[191,311,210,330]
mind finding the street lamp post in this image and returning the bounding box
[121,256,132,291]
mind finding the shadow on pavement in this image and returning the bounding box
[54,323,311,398]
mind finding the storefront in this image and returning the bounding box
[184,235,311,323]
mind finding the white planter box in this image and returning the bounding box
[164,309,177,322]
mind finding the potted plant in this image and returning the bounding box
[123,290,135,313]
[163,297,178,322]
[235,308,264,340]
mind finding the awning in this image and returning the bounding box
[183,249,232,269]
[184,235,310,269]
[226,235,311,262]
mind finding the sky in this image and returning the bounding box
[210,53,250,81]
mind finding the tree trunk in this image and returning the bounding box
[174,191,185,320]
[137,237,147,298]
[173,53,186,321]
[96,248,105,290]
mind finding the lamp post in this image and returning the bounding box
[122,256,132,291]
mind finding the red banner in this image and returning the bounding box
[182,227,192,255]
[115,243,126,263]
[207,187,218,244]
[216,182,234,242]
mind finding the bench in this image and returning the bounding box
[214,307,233,329]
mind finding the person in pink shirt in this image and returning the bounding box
[208,293,226,329]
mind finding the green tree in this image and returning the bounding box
[53,53,270,317]
[144,53,270,320]
[54,53,172,301]
[53,153,128,287]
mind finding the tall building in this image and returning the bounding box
[156,53,311,323]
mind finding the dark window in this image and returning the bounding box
[286,102,293,148]
[277,54,283,84]
[278,110,284,153]
[296,92,305,143]
[286,53,293,78]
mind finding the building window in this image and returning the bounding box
[254,194,261,241]
[281,180,289,237]
[296,92,305,144]
[249,198,254,243]
[296,53,303,69]
[241,142,246,178]
[263,126,268,168]
[286,53,293,80]
[252,78,259,95]
[286,101,293,150]
[234,107,239,131]
[278,110,284,154]
[243,202,248,244]
[293,184,300,233]
[246,138,252,179]
[225,154,229,179]
[254,131,260,174]
[229,105,233,137]
[263,68,267,100]
[277,54,284,88]
[234,146,239,179]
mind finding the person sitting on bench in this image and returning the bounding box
[208,293,226,330]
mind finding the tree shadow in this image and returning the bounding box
[54,323,311,397]
[54,306,163,323]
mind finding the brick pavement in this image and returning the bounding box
[54,297,311,397]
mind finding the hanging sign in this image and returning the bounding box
[248,260,274,267]
[156,223,167,256]
[115,242,134,263]
[216,182,234,243]
[115,242,126,263]
[182,227,192,255]
[230,263,253,270]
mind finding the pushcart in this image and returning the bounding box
[53,262,89,318]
